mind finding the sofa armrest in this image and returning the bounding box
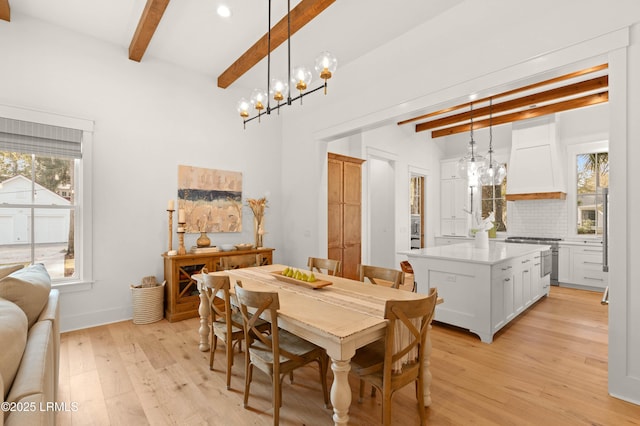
[36,289,60,401]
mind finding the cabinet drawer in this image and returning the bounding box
[572,253,607,286]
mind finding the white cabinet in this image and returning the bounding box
[435,236,473,246]
[558,242,608,290]
[440,160,469,237]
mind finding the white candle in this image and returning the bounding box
[168,200,174,210]
[178,209,185,223]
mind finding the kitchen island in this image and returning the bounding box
[401,241,550,343]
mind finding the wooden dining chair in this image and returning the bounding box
[220,254,261,270]
[307,257,342,276]
[234,283,330,426]
[350,287,438,426]
[357,264,404,289]
[200,273,268,390]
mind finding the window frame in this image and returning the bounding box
[566,140,609,240]
[0,104,94,289]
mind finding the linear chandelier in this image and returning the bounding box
[236,0,337,128]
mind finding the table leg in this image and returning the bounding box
[198,287,211,352]
[423,321,433,406]
[330,359,351,426]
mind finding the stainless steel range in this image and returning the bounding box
[505,236,562,285]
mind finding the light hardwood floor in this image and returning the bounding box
[56,286,640,425]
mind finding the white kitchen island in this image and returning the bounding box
[401,241,551,343]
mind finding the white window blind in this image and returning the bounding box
[0,117,82,159]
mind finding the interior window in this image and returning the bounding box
[481,174,507,232]
[576,152,608,235]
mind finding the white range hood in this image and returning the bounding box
[506,116,567,201]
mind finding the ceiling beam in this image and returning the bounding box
[129,0,171,62]
[0,0,10,22]
[217,0,336,89]
[431,91,609,139]
[398,63,608,127]
[415,75,608,133]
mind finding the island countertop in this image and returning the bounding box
[400,241,550,265]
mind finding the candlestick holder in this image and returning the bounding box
[177,222,187,255]
[167,209,175,253]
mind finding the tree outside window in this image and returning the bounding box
[576,152,608,235]
[481,174,507,232]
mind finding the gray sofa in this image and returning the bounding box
[0,263,59,426]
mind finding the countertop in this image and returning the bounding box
[400,241,549,265]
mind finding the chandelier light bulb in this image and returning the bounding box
[250,89,267,111]
[292,66,312,92]
[270,78,287,102]
[237,98,250,118]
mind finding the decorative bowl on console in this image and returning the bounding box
[235,243,254,251]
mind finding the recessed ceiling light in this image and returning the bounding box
[217,4,231,18]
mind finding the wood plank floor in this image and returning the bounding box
[56,286,640,425]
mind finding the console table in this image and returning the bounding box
[161,248,274,322]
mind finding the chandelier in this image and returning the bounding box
[457,102,484,187]
[478,98,507,186]
[236,0,337,128]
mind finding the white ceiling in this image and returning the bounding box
[9,0,463,90]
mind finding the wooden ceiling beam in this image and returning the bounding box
[431,91,609,139]
[0,0,10,22]
[217,0,335,89]
[398,63,608,127]
[129,0,171,62]
[415,75,608,133]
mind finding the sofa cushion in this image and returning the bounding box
[0,264,24,280]
[0,264,51,328]
[0,298,28,400]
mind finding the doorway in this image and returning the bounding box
[410,174,425,249]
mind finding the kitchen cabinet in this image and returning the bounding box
[440,159,469,237]
[434,236,473,246]
[404,242,549,343]
[558,241,608,290]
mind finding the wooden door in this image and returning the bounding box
[328,153,364,279]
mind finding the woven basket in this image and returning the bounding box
[130,281,165,324]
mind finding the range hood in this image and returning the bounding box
[506,116,566,201]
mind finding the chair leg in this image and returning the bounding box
[209,335,217,370]
[273,374,281,426]
[317,356,330,408]
[416,377,426,424]
[226,338,233,390]
[371,386,376,397]
[358,379,365,403]
[243,363,253,408]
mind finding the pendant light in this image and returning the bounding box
[479,98,507,186]
[236,0,337,127]
[457,102,485,187]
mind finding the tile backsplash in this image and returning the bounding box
[507,199,568,238]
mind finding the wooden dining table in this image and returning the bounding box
[193,264,441,426]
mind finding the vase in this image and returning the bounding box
[254,217,263,248]
[196,232,211,248]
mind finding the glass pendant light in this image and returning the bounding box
[479,98,507,186]
[458,102,485,187]
[314,51,338,94]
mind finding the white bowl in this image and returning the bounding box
[219,244,236,252]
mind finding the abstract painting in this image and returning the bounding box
[177,165,242,233]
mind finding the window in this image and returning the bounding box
[481,175,507,232]
[576,151,608,235]
[0,107,93,285]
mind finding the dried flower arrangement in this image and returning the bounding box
[247,197,268,247]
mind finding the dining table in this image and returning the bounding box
[193,264,441,426]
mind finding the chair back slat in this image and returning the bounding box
[307,257,342,276]
[357,264,404,289]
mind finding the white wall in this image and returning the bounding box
[0,15,283,331]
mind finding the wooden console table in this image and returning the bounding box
[161,248,274,322]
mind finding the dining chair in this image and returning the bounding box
[200,273,269,390]
[220,253,262,270]
[400,260,416,292]
[357,264,404,289]
[350,287,438,426]
[307,257,342,276]
[234,283,330,425]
